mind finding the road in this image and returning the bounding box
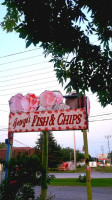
[35,186,112,200]
[49,171,112,178]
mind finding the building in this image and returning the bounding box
[0,147,37,161]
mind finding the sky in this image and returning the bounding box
[0,2,112,158]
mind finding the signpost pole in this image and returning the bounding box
[41,131,48,200]
[83,129,92,200]
[5,132,13,180]
[5,139,10,180]
[73,131,76,170]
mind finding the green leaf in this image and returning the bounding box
[26,40,32,48]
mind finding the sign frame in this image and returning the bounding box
[8,108,88,133]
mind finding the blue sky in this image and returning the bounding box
[0,2,112,158]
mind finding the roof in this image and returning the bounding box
[0,147,34,150]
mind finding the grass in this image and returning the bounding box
[95,166,112,173]
[49,178,112,187]
[49,166,112,173]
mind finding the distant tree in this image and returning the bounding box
[35,131,63,169]
[61,147,74,162]
[1,0,112,106]
[0,142,7,149]
[76,150,85,162]
[61,148,86,163]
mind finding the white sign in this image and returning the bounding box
[8,108,87,133]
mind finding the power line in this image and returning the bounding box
[0,133,7,137]
[13,139,63,163]
[0,47,41,59]
[0,66,53,83]
[0,83,61,97]
[0,79,58,92]
[0,61,53,79]
[90,113,112,118]
[0,110,9,112]
[0,129,8,131]
[0,75,56,89]
[0,54,45,69]
[89,118,112,122]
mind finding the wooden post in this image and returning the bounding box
[73,131,76,170]
[83,129,92,200]
[41,131,48,200]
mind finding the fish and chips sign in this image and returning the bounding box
[9,108,87,133]
[8,91,89,133]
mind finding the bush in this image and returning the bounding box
[78,173,86,182]
[0,153,54,200]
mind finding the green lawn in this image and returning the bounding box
[49,166,112,173]
[49,178,112,187]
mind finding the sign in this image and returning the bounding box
[8,108,87,133]
[98,154,108,160]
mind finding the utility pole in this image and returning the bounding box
[105,135,111,164]
[101,145,104,154]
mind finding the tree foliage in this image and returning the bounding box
[35,131,63,169]
[76,150,85,162]
[1,0,112,106]
[0,152,53,200]
[61,147,74,162]
[0,153,41,200]
[0,142,7,149]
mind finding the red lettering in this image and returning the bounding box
[76,114,82,124]
[57,113,64,125]
[68,115,73,124]
[13,116,31,128]
[44,117,49,126]
[35,117,49,126]
[63,115,69,125]
[13,118,18,129]
[72,115,77,124]
[31,115,38,126]
[36,117,42,126]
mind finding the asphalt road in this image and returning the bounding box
[34,172,112,200]
[49,171,112,178]
[35,186,112,200]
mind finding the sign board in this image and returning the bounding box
[8,108,87,133]
[98,154,108,160]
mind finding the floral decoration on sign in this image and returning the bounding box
[9,90,64,113]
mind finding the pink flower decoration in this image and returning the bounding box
[52,90,63,105]
[21,93,40,112]
[9,93,24,113]
[39,90,57,110]
[10,180,17,184]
